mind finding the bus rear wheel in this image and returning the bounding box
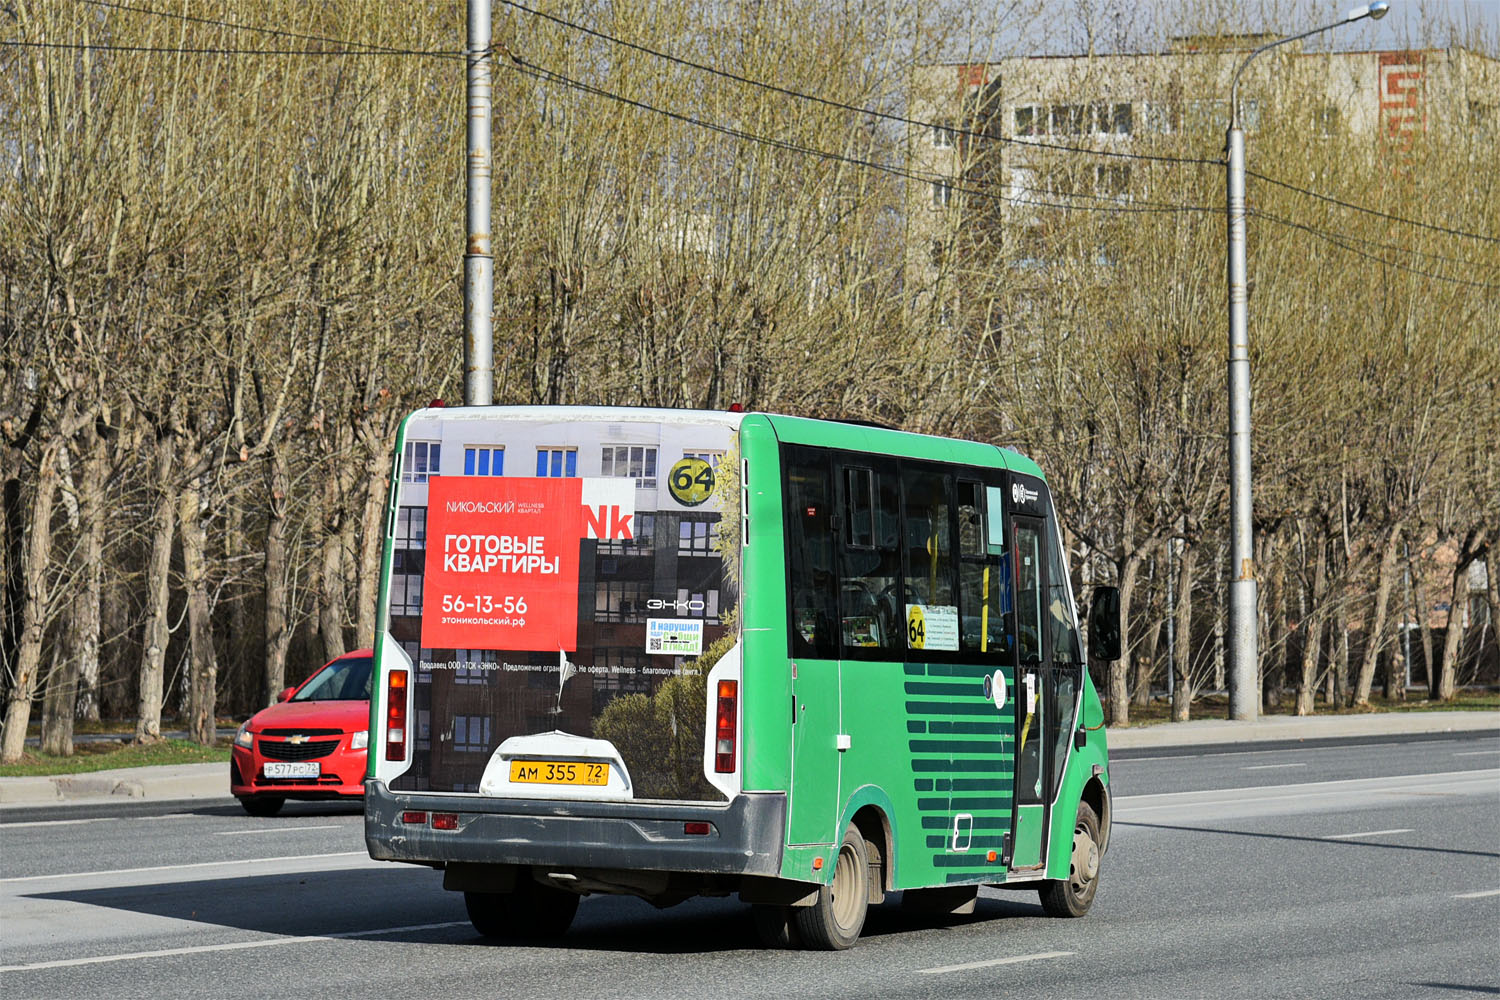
[1039,801,1101,918]
[465,876,580,940]
[793,824,870,950]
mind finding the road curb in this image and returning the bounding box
[2,712,1494,810]
[0,762,226,807]
[1105,709,1498,749]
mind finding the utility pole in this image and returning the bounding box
[464,0,494,407]
[1223,1,1387,722]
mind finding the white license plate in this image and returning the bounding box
[264,762,320,779]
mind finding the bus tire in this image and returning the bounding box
[465,878,580,940]
[793,824,870,950]
[1039,801,1101,918]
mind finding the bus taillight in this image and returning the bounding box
[715,679,738,773]
[385,669,409,762]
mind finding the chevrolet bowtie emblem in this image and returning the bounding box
[288,735,308,744]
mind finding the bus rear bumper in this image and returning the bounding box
[363,780,785,877]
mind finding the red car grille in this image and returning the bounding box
[260,739,340,761]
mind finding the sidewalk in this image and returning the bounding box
[1,711,1495,810]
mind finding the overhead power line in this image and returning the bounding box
[508,55,1217,218]
[1248,170,1499,245]
[28,1,1500,256]
[498,0,1223,171]
[1251,210,1500,290]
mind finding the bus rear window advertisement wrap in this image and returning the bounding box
[387,416,740,803]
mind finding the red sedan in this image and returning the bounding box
[231,649,373,816]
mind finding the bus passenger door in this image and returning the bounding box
[1010,515,1050,870]
[783,447,841,846]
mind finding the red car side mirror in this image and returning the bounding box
[277,686,296,703]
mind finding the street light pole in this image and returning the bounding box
[464,0,495,407]
[1224,1,1386,722]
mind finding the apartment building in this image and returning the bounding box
[906,39,1499,292]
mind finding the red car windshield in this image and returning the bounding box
[293,656,373,702]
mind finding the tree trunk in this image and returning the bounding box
[0,440,62,763]
[39,642,75,756]
[1263,532,1287,712]
[1107,548,1145,726]
[136,431,177,744]
[263,445,293,707]
[1410,548,1437,698]
[179,479,218,746]
[1296,531,1328,716]
[1436,528,1487,701]
[71,421,108,722]
[317,472,348,664]
[1171,539,1196,722]
[353,444,391,649]
[1353,521,1403,706]
[1134,614,1161,709]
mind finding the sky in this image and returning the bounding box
[981,0,1500,58]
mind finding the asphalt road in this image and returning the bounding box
[2,734,1496,1000]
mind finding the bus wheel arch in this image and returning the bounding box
[850,804,892,903]
[1081,775,1111,855]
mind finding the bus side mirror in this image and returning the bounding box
[1089,586,1122,662]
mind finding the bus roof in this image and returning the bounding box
[399,406,1044,480]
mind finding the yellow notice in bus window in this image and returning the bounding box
[668,458,715,506]
[907,605,926,649]
[907,604,960,652]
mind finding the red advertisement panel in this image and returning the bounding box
[420,477,584,651]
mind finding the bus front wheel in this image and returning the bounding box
[465,877,580,940]
[794,824,870,949]
[1039,801,1101,918]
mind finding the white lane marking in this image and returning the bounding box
[1324,828,1414,840]
[1115,768,1500,817]
[0,920,471,973]
[1454,751,1499,757]
[919,951,1074,975]
[213,825,341,837]
[1242,763,1307,770]
[0,818,114,830]
[1452,889,1500,899]
[0,851,365,884]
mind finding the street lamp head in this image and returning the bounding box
[1346,2,1390,22]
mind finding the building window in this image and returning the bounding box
[452,715,492,753]
[1096,164,1131,199]
[678,519,715,556]
[389,506,427,615]
[1141,101,1175,134]
[453,649,497,684]
[1052,104,1087,135]
[598,513,655,556]
[931,120,957,148]
[931,180,954,208]
[683,451,724,468]
[596,578,651,623]
[401,441,440,483]
[1315,105,1341,138]
[1104,102,1133,134]
[536,448,578,477]
[1014,104,1044,136]
[602,445,657,488]
[464,446,504,476]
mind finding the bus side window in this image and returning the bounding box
[838,465,901,655]
[900,467,956,648]
[957,480,1008,658]
[1045,521,1083,663]
[784,448,837,659]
